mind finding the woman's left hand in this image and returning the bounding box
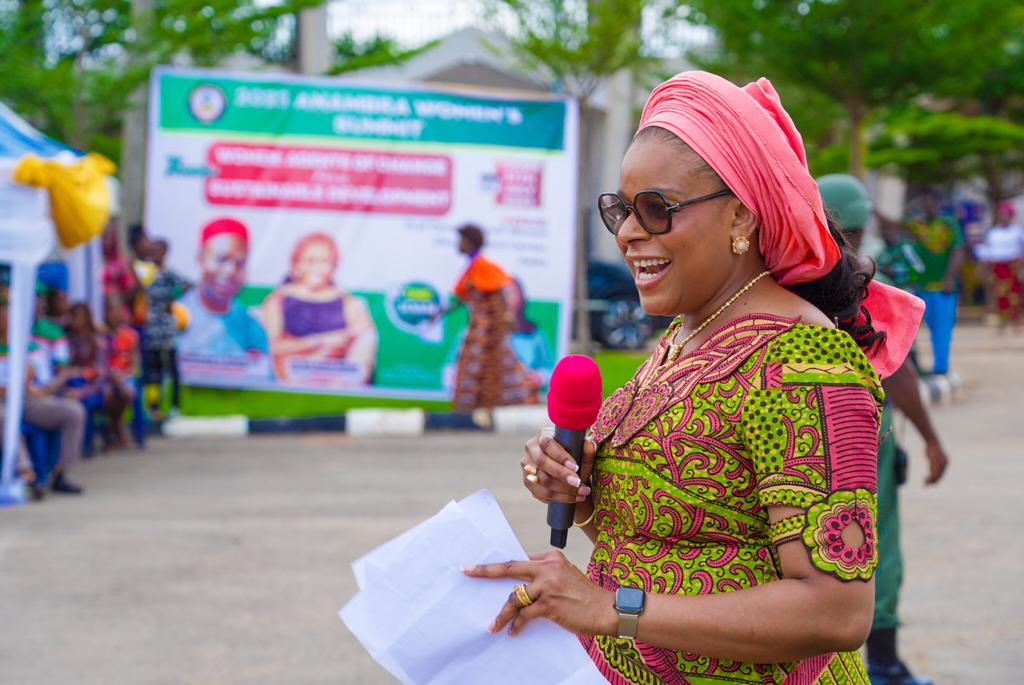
[463,550,617,637]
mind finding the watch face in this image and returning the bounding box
[615,587,645,614]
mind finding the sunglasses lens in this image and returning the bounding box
[598,194,628,233]
[635,192,670,233]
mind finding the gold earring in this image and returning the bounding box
[731,235,750,255]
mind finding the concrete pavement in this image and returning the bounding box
[0,323,1020,684]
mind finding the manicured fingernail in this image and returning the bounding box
[579,486,591,496]
[524,464,537,475]
[526,474,539,484]
[461,565,476,573]
[567,475,581,488]
[564,460,579,471]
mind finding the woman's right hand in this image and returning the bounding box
[521,427,596,504]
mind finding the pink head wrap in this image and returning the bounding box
[637,71,922,378]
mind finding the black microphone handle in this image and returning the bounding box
[547,425,587,548]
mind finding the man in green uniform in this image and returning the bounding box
[818,175,952,685]
[876,193,965,375]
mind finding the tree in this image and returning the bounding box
[0,0,321,158]
[486,0,657,351]
[927,10,1024,202]
[870,108,1024,203]
[681,0,1018,179]
[329,33,438,75]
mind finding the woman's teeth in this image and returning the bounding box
[634,258,670,281]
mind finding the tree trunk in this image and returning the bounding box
[119,0,154,229]
[572,102,592,354]
[980,153,1005,205]
[848,100,867,180]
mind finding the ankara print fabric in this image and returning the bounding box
[451,287,539,411]
[582,315,882,685]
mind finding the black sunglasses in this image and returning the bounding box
[597,188,733,235]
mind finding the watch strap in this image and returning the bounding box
[614,587,645,639]
[617,611,641,639]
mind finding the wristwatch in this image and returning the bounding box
[614,586,646,639]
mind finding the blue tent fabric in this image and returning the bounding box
[0,101,77,159]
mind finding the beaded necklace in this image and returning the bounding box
[663,270,772,364]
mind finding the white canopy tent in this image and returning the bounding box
[0,103,70,505]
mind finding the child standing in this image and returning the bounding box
[104,294,141,447]
[143,240,190,419]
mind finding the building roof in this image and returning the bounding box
[340,27,551,95]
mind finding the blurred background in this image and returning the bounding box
[0,1,1021,683]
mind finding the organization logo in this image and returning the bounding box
[389,282,442,327]
[188,84,227,124]
[386,281,444,342]
[489,160,544,207]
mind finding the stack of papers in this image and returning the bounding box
[339,489,604,684]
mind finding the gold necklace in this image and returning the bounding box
[664,270,772,363]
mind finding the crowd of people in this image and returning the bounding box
[2,221,189,501]
[869,191,1023,377]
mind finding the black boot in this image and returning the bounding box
[866,627,933,685]
[28,480,47,501]
[51,472,84,495]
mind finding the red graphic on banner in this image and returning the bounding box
[496,161,543,207]
[205,143,452,215]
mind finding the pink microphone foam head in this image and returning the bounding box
[547,355,603,430]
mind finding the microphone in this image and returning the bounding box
[545,355,603,548]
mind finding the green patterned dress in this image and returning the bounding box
[582,314,883,684]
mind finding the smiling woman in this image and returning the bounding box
[463,70,926,685]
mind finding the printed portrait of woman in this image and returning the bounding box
[262,232,377,385]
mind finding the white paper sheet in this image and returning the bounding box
[340,490,606,684]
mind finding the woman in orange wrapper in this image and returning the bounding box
[446,224,539,412]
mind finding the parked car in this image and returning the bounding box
[586,260,671,350]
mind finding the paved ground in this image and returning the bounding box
[0,324,1021,684]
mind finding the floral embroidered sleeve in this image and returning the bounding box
[742,327,884,582]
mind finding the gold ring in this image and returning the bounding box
[514,583,534,607]
[526,473,540,484]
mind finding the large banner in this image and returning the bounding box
[146,67,578,400]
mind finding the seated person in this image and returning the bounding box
[32,283,71,371]
[0,288,85,494]
[61,304,109,452]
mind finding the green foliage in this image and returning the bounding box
[870,107,1024,190]
[486,0,658,349]
[685,0,1010,108]
[485,0,656,100]
[768,81,850,175]
[328,33,439,76]
[0,0,321,153]
[681,0,1022,180]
